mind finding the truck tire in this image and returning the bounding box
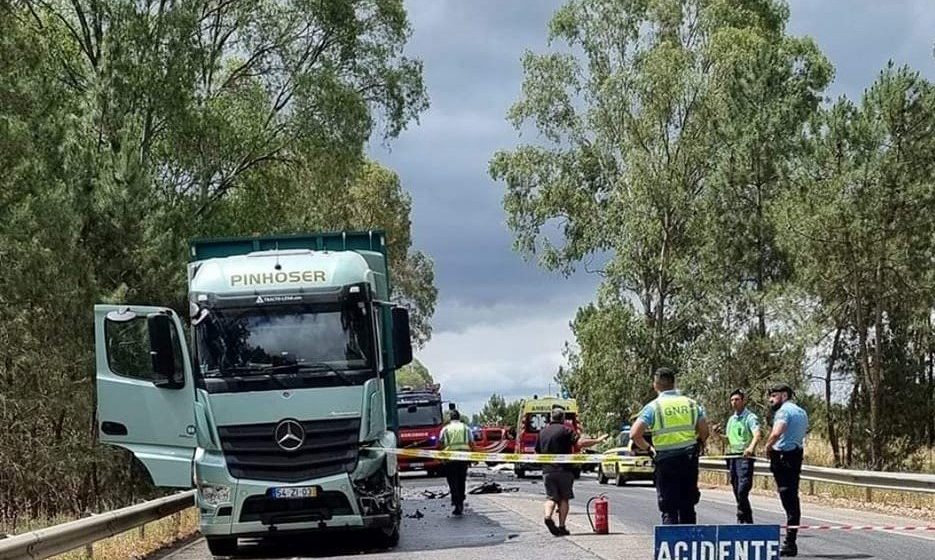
[206,536,237,557]
[372,522,400,549]
[515,466,526,479]
[615,474,628,487]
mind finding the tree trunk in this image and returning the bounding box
[755,183,767,338]
[927,308,934,448]
[854,277,879,469]
[870,272,885,469]
[825,324,843,466]
[845,376,860,467]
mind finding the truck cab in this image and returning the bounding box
[93,232,412,556]
[513,396,581,478]
[395,386,444,476]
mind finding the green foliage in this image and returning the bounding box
[0,0,431,524]
[492,0,830,433]
[395,358,433,389]
[494,0,934,470]
[470,394,522,427]
[776,64,935,468]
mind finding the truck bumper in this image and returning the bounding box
[195,449,392,537]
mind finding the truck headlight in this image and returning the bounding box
[199,484,231,506]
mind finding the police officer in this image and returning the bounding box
[631,367,710,525]
[765,383,808,557]
[722,389,761,524]
[439,410,471,516]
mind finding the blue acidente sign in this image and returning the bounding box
[654,525,781,560]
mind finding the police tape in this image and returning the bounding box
[377,447,649,464]
[383,447,777,464]
[403,439,510,454]
[784,525,935,531]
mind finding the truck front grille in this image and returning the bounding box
[240,492,353,524]
[218,418,361,483]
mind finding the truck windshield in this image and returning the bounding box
[196,302,374,378]
[397,404,443,428]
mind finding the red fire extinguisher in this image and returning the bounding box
[586,494,609,534]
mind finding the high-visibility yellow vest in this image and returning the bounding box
[441,421,471,451]
[650,395,698,452]
[726,411,754,454]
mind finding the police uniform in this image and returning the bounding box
[637,390,704,525]
[769,396,808,552]
[439,418,471,515]
[725,408,759,523]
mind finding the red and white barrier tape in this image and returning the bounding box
[783,525,935,531]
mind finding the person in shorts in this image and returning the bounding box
[536,407,602,535]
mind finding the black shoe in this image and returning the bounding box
[453,506,463,516]
[779,543,797,557]
[557,526,570,536]
[544,518,561,536]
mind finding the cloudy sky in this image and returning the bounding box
[370,1,935,417]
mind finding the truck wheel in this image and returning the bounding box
[372,521,400,549]
[206,536,237,557]
[597,467,608,485]
[615,474,628,487]
[515,467,526,479]
[573,468,581,480]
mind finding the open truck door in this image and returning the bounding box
[94,305,196,488]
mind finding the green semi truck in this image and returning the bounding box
[94,231,410,556]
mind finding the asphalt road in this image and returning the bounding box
[158,467,935,560]
[568,473,935,559]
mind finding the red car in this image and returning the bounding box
[472,425,515,465]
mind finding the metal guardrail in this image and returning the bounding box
[0,491,195,560]
[698,458,935,494]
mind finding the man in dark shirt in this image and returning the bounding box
[535,408,606,536]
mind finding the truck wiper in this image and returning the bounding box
[234,362,356,385]
[204,363,356,385]
[293,363,355,385]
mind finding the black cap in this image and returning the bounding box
[767,383,794,397]
[730,388,745,398]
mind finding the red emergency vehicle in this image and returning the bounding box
[396,385,445,476]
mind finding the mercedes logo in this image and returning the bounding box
[274,419,305,452]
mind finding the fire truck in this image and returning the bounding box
[513,396,581,478]
[396,385,445,476]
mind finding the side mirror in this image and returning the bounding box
[391,307,413,368]
[148,313,183,389]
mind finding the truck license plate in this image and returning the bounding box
[269,486,318,499]
[411,462,424,469]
